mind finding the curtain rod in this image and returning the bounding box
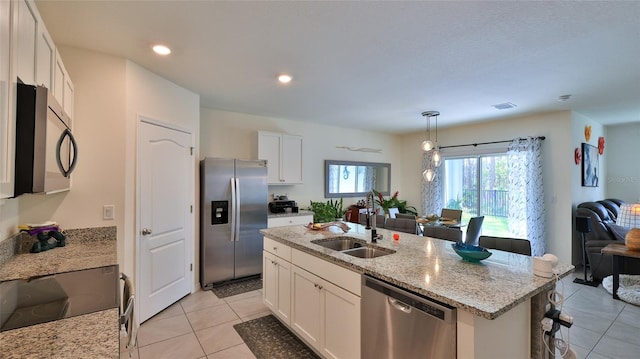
[439,136,546,150]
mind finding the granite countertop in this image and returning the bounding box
[268,210,314,218]
[260,223,574,320]
[0,226,119,358]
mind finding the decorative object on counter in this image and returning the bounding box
[234,315,319,359]
[19,223,66,253]
[581,143,599,187]
[451,242,492,262]
[584,125,592,142]
[616,203,640,251]
[574,147,581,165]
[421,110,442,182]
[597,136,605,155]
[305,221,350,233]
[373,190,418,216]
[308,198,345,222]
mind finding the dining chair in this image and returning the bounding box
[385,218,418,234]
[464,216,485,246]
[396,213,416,220]
[440,208,463,221]
[478,236,532,256]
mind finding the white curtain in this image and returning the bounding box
[421,152,443,216]
[507,137,545,256]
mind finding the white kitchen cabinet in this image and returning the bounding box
[267,214,313,228]
[36,22,54,90]
[14,0,37,85]
[291,265,361,359]
[263,250,292,325]
[258,131,303,184]
[63,75,74,118]
[0,0,16,198]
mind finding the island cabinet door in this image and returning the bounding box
[263,251,292,325]
[321,280,361,359]
[291,265,323,350]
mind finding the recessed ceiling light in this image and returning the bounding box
[277,74,292,84]
[492,102,517,110]
[152,44,171,56]
[558,94,572,102]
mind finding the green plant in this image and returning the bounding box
[308,198,346,222]
[372,190,418,216]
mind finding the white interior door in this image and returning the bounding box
[138,119,193,323]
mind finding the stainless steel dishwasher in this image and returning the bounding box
[362,275,456,358]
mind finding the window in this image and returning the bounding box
[443,153,517,238]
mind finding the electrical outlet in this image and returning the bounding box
[103,205,115,220]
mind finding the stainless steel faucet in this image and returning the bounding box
[367,191,382,243]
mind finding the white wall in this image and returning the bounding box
[200,109,402,208]
[123,61,200,285]
[571,112,606,205]
[399,111,574,262]
[605,122,640,203]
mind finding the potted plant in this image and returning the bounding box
[308,198,346,223]
[373,190,418,216]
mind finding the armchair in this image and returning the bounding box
[576,199,640,280]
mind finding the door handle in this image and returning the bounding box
[142,228,152,235]
[388,298,411,313]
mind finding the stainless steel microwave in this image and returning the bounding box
[14,83,78,196]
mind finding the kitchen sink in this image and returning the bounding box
[311,237,367,251]
[341,247,395,259]
[311,236,395,259]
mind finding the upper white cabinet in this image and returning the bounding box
[258,131,303,185]
[1,0,74,199]
[15,0,37,85]
[36,23,54,91]
[0,0,16,198]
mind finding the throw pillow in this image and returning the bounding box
[605,223,630,242]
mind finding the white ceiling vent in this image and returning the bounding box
[492,102,517,110]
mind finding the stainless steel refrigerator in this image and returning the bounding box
[200,158,267,289]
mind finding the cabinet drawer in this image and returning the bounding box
[268,215,313,228]
[264,237,292,262]
[292,248,361,296]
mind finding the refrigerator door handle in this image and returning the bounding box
[235,177,241,241]
[230,177,236,242]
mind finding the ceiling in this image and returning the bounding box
[35,1,640,134]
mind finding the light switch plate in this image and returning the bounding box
[103,205,115,220]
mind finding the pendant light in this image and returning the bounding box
[421,111,441,182]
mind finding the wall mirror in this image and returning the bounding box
[325,160,391,198]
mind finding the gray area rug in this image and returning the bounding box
[602,274,640,306]
[210,278,262,298]
[234,315,319,359]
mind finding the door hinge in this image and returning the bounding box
[190,205,193,213]
[190,147,194,155]
[190,263,193,271]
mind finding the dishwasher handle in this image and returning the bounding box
[388,297,411,313]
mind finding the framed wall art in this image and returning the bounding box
[582,143,599,187]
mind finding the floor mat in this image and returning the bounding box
[233,315,319,359]
[209,278,262,298]
[602,274,640,306]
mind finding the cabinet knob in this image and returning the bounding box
[273,246,278,251]
[318,285,323,290]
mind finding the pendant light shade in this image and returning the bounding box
[421,140,434,152]
[423,168,435,182]
[421,111,441,182]
[432,149,442,167]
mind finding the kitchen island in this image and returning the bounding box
[0,226,119,359]
[260,222,573,359]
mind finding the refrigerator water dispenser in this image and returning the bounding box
[211,201,228,225]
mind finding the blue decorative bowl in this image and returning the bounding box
[451,242,492,262]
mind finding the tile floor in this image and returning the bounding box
[123,271,640,359]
